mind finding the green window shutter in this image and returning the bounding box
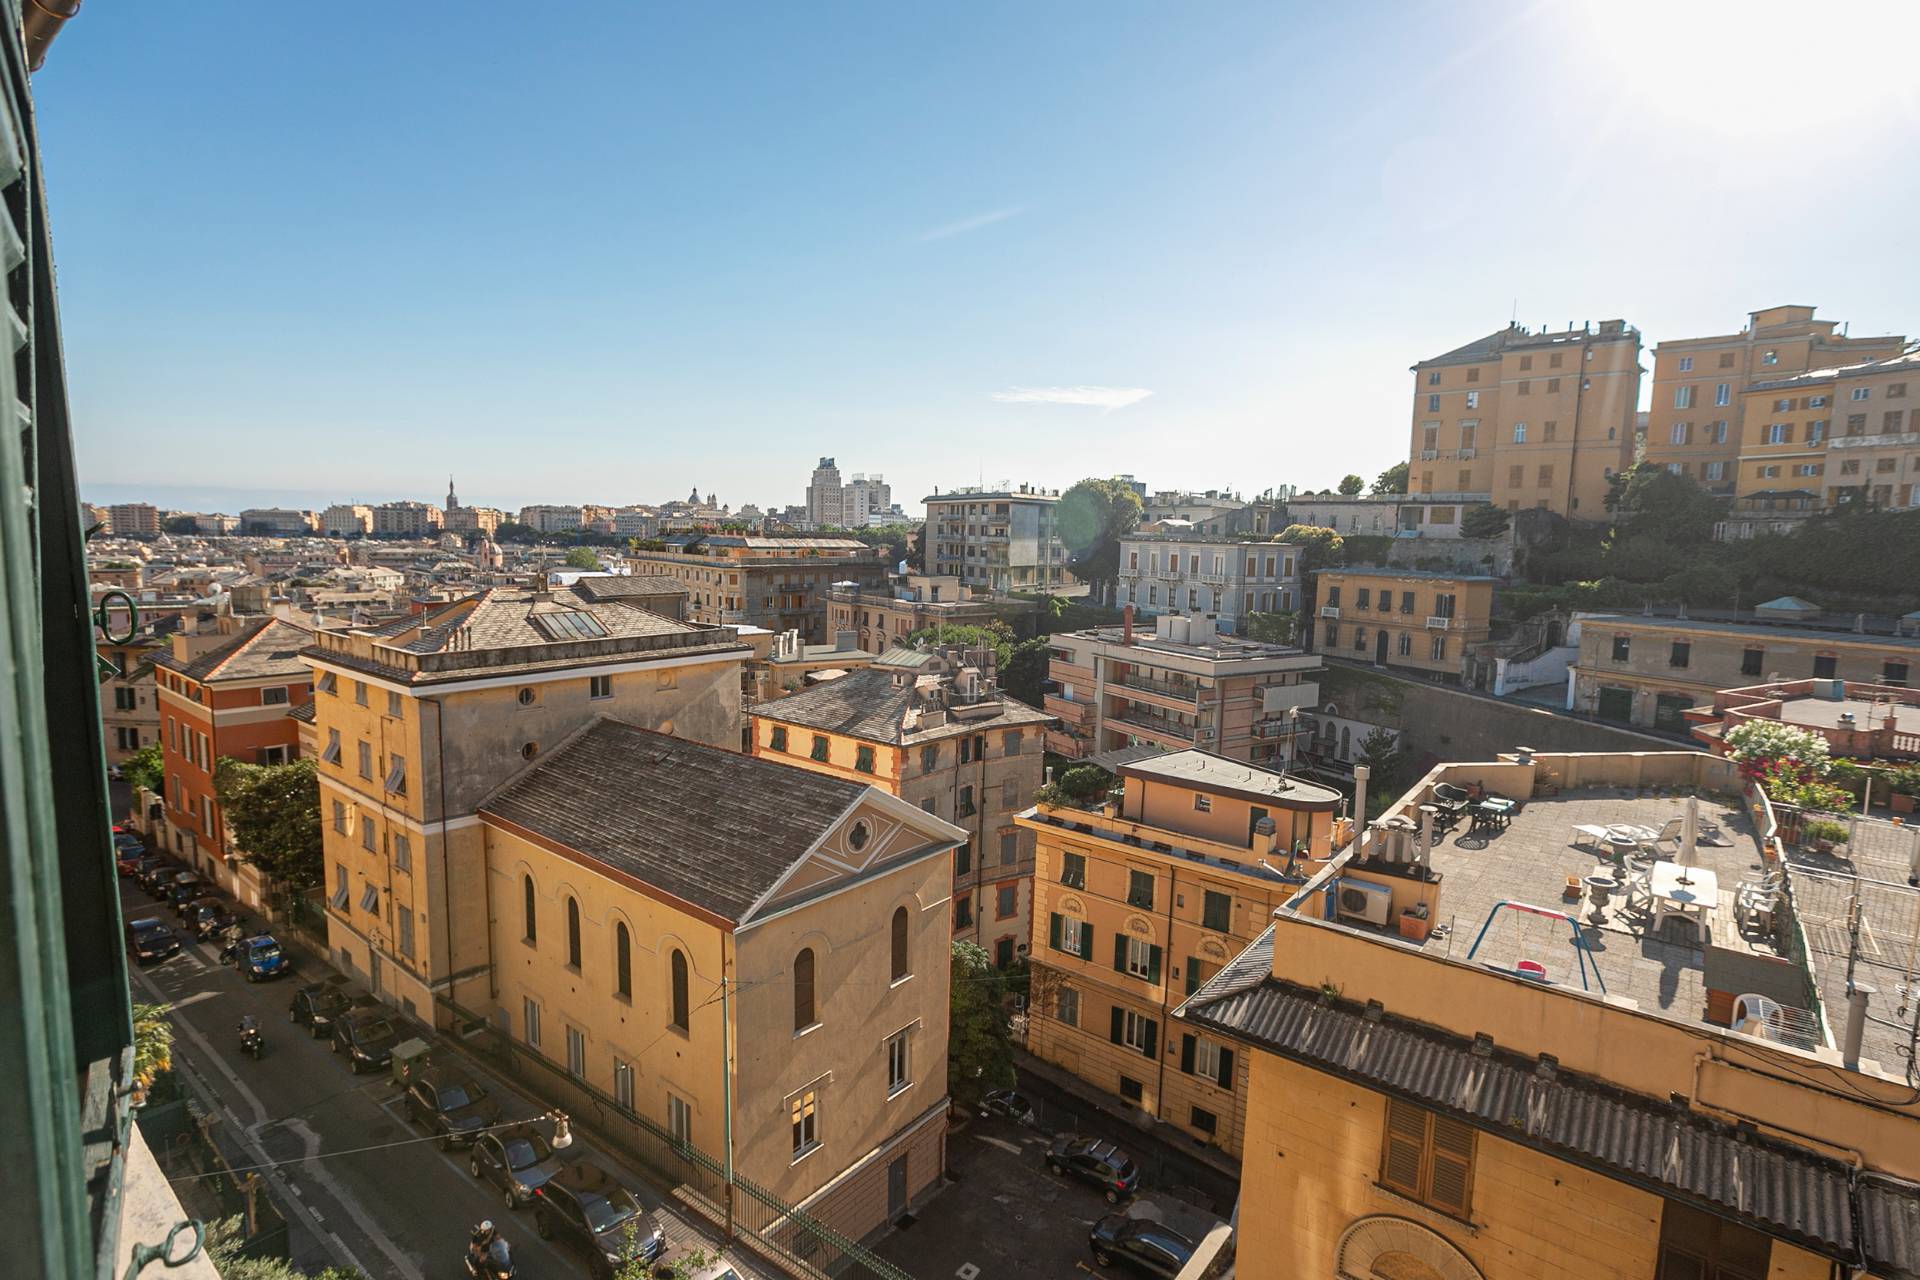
[1080,927,1095,961]
[1217,1047,1235,1089]
[1146,945,1162,986]
[1186,957,1200,996]
[1181,1033,1196,1074]
[1141,1018,1157,1059]
[1109,1007,1124,1046]
[1113,934,1128,974]
[1049,913,1062,952]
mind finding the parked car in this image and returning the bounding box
[183,898,238,939]
[406,1067,501,1148]
[233,934,291,981]
[139,861,181,895]
[469,1122,566,1210]
[532,1160,663,1278]
[978,1088,1037,1125]
[116,847,147,877]
[331,1010,400,1073]
[1088,1214,1197,1278]
[124,917,180,966]
[168,875,207,915]
[113,832,145,856]
[289,983,354,1038]
[1046,1135,1140,1203]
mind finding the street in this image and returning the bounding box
[121,873,753,1280]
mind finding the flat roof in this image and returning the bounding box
[1582,612,1920,650]
[1313,566,1498,583]
[1120,749,1341,807]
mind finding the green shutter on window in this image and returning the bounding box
[1109,1007,1125,1046]
[1180,1034,1195,1074]
[1049,913,1062,952]
[1080,926,1095,961]
[1113,934,1128,973]
[1217,1047,1235,1089]
[1146,946,1162,986]
[1141,1018,1157,1059]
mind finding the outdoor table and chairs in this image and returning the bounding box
[1470,797,1518,832]
[1648,860,1718,941]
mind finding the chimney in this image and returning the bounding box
[1352,765,1371,852]
[1122,603,1134,645]
[1843,984,1875,1067]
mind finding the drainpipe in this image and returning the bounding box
[1154,863,1177,1124]
[1843,984,1875,1069]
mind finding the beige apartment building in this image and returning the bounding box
[1569,612,1920,732]
[370,501,442,537]
[749,646,1052,965]
[1736,346,1920,510]
[1115,536,1302,635]
[97,630,165,763]
[1644,304,1907,492]
[1020,750,1339,1158]
[923,488,1070,593]
[441,505,503,536]
[1045,613,1321,767]
[301,582,750,1021]
[319,504,374,536]
[621,534,888,642]
[477,721,963,1254]
[239,507,317,534]
[1407,320,1641,519]
[108,502,160,536]
[1311,568,1496,685]
[826,574,1031,655]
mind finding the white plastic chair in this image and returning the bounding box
[1731,993,1785,1041]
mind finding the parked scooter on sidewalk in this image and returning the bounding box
[464,1221,515,1279]
[218,922,246,965]
[237,1014,263,1060]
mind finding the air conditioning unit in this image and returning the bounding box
[1335,878,1393,927]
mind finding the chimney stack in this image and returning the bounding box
[1122,603,1134,645]
[1844,984,1875,1067]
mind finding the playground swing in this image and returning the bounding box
[1464,900,1607,994]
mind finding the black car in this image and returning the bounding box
[168,876,207,915]
[406,1068,501,1148]
[1046,1135,1140,1203]
[124,917,180,966]
[978,1088,1037,1125]
[139,862,181,895]
[533,1160,663,1278]
[1088,1214,1197,1278]
[331,1010,400,1073]
[469,1122,566,1210]
[289,983,354,1038]
[183,898,238,940]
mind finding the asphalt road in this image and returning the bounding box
[121,874,744,1280]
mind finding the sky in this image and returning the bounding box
[35,1,1920,517]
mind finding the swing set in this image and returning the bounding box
[1464,899,1607,993]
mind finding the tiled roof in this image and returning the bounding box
[286,700,317,724]
[1182,976,1920,1278]
[570,575,689,603]
[479,720,867,922]
[152,618,314,683]
[397,585,688,655]
[753,667,1052,744]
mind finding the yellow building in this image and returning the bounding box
[301,582,751,1022]
[1018,751,1339,1158]
[1179,749,1920,1279]
[476,721,965,1252]
[1408,320,1641,519]
[1645,304,1906,492]
[1736,345,1920,511]
[1310,568,1497,685]
[749,645,1052,963]
[619,534,889,641]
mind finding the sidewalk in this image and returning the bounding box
[1012,1046,1241,1214]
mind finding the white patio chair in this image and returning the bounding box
[1571,824,1610,853]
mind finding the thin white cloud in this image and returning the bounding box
[917,207,1022,242]
[990,385,1154,412]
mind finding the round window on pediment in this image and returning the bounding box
[518,687,536,706]
[522,742,538,760]
[848,820,872,852]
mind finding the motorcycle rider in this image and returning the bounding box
[218,922,245,964]
[237,1013,261,1056]
[466,1220,512,1279]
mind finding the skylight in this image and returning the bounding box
[533,610,609,641]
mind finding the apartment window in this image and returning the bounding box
[996,884,1016,919]
[1848,413,1868,434]
[1003,730,1023,756]
[1766,423,1791,445]
[790,1089,819,1158]
[793,948,817,1031]
[1656,1201,1770,1280]
[1190,1107,1217,1135]
[670,950,690,1031]
[1426,393,1440,413]
[959,735,973,765]
[332,799,346,833]
[1186,957,1219,996]
[1111,1008,1157,1057]
[522,874,537,943]
[357,740,372,779]
[955,843,971,876]
[1202,890,1231,932]
[330,863,348,911]
[1355,587,1371,610]
[318,671,337,694]
[589,675,612,700]
[1426,371,1440,386]
[565,1026,586,1078]
[1890,383,1908,399]
[397,907,414,959]
[1549,352,1563,368]
[955,896,973,929]
[1886,410,1906,432]
[1381,1099,1474,1218]
[393,831,411,873]
[1466,367,1479,382]
[886,1029,911,1094]
[1841,459,1862,475]
[1669,641,1690,669]
[1512,423,1525,443]
[565,897,582,970]
[322,729,342,765]
[1326,585,1341,608]
[1519,355,1533,371]
[1051,913,1093,959]
[855,745,876,774]
[810,734,829,762]
[1537,464,1553,486]
[1059,851,1086,889]
[1464,391,1478,408]
[1324,623,1338,647]
[614,922,632,998]
[1119,936,1161,982]
[1813,653,1837,680]
[1119,1075,1144,1102]
[1545,377,1559,393]
[1055,986,1080,1027]
[1127,869,1155,909]
[1669,422,1689,445]
[1397,632,1412,657]
[522,998,542,1049]
[360,814,376,851]
[769,725,787,753]
[383,754,407,795]
[1000,829,1018,864]
[1517,379,1530,396]
[958,786,975,817]
[667,1094,692,1147]
[1762,349,1778,365]
[1674,385,1693,409]
[1851,385,1871,401]
[1188,588,1199,611]
[1354,627,1367,652]
[1183,1033,1235,1088]
[1430,635,1446,662]
[613,1060,635,1110]
[354,681,367,706]
[1718,352,1734,368]
[1883,661,1910,688]
[1676,355,1693,372]
[1714,383,1731,406]
[1807,420,1827,443]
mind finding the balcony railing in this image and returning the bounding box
[1109,709,1198,740]
[1112,674,1201,702]
[1252,718,1315,739]
[1426,616,1451,629]
[1319,606,1340,618]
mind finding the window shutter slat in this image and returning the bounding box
[1429,1147,1472,1217]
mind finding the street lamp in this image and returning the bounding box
[542,1110,573,1150]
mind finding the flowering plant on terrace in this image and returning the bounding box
[1725,720,1832,780]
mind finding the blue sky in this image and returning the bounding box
[36,1,1920,516]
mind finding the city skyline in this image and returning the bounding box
[38,3,1920,512]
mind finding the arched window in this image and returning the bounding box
[615,922,632,999]
[794,947,816,1030]
[566,897,581,970]
[522,875,536,943]
[890,907,909,982]
[669,950,689,1031]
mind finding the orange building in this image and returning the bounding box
[153,616,313,907]
[1736,346,1920,511]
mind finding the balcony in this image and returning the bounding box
[1319,605,1340,619]
[1828,431,1920,451]
[1112,674,1202,703]
[1252,717,1316,739]
[1108,708,1199,744]
[1260,682,1320,713]
[1426,616,1451,630]
[1419,449,1439,460]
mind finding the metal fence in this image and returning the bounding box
[437,995,916,1280]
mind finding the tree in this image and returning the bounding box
[1276,524,1343,570]
[1241,611,1298,646]
[948,940,1015,1107]
[1371,462,1410,495]
[1056,478,1144,591]
[1002,636,1051,708]
[904,619,1015,669]
[205,1217,367,1280]
[213,757,324,896]
[494,520,539,543]
[132,1002,172,1093]
[162,514,199,534]
[1605,463,1724,542]
[121,741,164,794]
[1458,504,1511,539]
[1337,474,1365,496]
[1356,727,1407,811]
[563,546,603,571]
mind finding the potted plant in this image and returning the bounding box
[1398,902,1431,942]
[1888,766,1920,816]
[1800,817,1849,855]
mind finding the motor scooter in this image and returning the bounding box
[238,1016,263,1060]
